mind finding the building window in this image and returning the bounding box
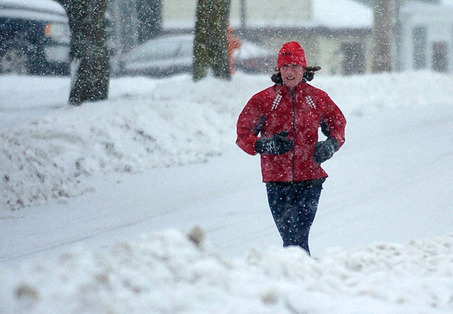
[341,43,365,75]
[432,42,448,72]
[412,26,427,69]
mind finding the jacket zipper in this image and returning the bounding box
[291,91,296,182]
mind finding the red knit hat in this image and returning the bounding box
[277,41,307,69]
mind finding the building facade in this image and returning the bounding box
[399,2,453,73]
[160,0,453,75]
[162,0,373,76]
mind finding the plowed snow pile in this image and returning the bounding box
[1,229,453,313]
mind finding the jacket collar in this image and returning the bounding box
[276,81,306,96]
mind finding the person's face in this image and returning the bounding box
[280,63,305,90]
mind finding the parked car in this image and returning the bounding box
[118,34,275,77]
[0,0,70,75]
[234,40,276,73]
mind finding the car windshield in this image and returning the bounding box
[125,36,194,62]
[126,40,179,62]
[235,42,271,58]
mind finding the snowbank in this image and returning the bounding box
[1,228,453,313]
[1,71,452,211]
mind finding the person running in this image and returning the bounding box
[236,41,346,255]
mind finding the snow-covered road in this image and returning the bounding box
[2,99,452,265]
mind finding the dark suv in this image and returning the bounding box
[0,0,70,75]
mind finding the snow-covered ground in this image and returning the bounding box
[1,71,453,313]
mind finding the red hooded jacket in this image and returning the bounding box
[236,82,346,182]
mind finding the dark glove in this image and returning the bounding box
[314,137,339,163]
[255,131,294,155]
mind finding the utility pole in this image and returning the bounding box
[240,0,246,30]
[372,0,396,72]
[394,0,402,71]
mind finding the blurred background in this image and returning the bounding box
[1,0,452,77]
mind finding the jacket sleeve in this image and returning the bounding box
[236,95,265,155]
[319,92,346,149]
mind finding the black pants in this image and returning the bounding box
[266,179,324,255]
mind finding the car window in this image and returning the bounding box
[127,39,181,62]
[235,42,271,58]
[177,39,193,58]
